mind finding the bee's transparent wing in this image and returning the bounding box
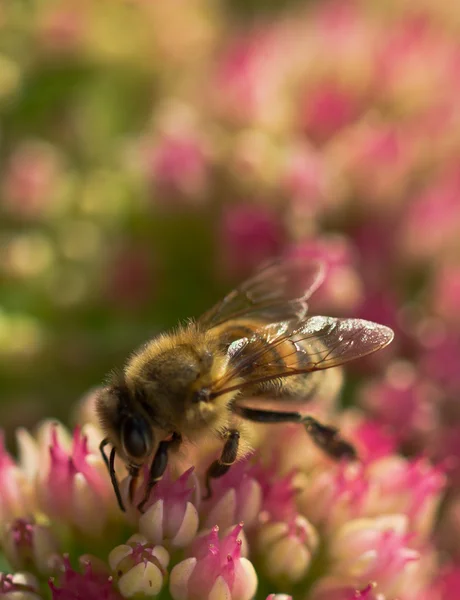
[198,258,325,329]
[210,316,394,396]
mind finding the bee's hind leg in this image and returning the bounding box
[301,415,357,461]
[204,429,240,500]
[234,406,357,461]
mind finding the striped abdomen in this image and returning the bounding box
[214,319,342,404]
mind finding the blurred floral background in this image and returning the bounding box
[2,0,460,598]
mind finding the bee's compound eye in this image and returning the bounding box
[121,416,152,460]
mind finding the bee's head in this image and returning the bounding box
[96,378,154,466]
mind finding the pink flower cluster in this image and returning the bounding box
[0,393,454,599]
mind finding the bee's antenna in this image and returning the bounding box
[99,438,126,512]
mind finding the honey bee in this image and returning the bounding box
[97,259,394,512]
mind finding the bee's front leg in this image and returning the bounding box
[204,429,240,499]
[128,464,140,506]
[136,433,182,513]
[136,440,169,513]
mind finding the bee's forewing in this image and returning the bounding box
[210,316,394,395]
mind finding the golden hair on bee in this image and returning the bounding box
[97,258,394,512]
